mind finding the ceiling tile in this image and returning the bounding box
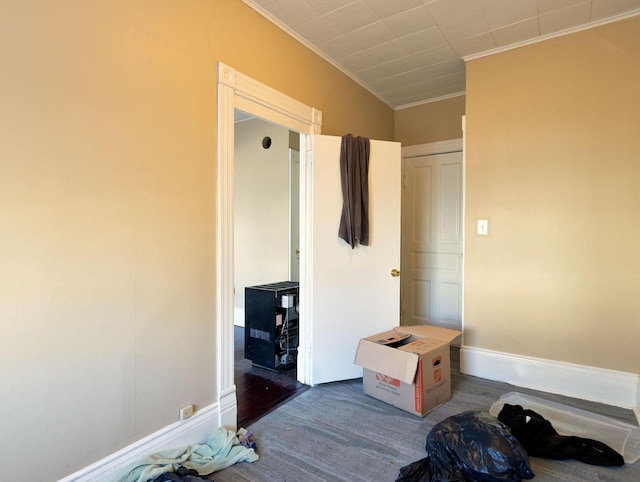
[441,86,467,99]
[483,0,538,30]
[319,34,362,59]
[338,51,377,72]
[365,38,411,63]
[367,76,407,93]
[355,63,395,82]
[412,43,459,65]
[426,58,466,77]
[267,0,318,27]
[303,0,358,15]
[378,81,429,100]
[539,1,591,34]
[252,0,279,7]
[491,17,540,46]
[295,16,342,45]
[384,6,437,37]
[364,0,424,18]
[450,31,496,57]
[323,0,379,33]
[380,53,438,74]
[421,71,466,93]
[439,9,492,44]
[399,27,448,53]
[380,74,458,100]
[392,66,435,85]
[536,0,588,14]
[369,67,431,92]
[425,0,482,25]
[347,20,396,49]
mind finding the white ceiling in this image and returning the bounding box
[243,0,640,109]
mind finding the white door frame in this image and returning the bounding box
[216,62,321,428]
[401,137,465,340]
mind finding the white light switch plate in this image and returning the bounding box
[477,219,488,235]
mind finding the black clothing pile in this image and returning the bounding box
[497,403,624,467]
[152,466,212,482]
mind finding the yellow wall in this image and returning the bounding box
[394,95,466,146]
[216,2,394,139]
[0,1,393,479]
[464,16,640,373]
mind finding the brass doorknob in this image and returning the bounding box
[390,269,400,277]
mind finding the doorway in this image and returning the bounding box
[233,114,306,427]
[400,140,464,331]
[216,62,403,427]
[216,61,322,429]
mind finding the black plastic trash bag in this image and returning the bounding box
[397,411,535,482]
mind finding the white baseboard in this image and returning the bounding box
[636,383,640,424]
[59,403,220,482]
[218,385,238,431]
[460,345,640,419]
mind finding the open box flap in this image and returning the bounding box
[396,325,461,345]
[361,329,411,345]
[354,338,419,384]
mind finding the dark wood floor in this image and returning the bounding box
[234,325,308,428]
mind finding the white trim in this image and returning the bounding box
[463,9,640,62]
[58,403,219,482]
[460,345,640,412]
[636,383,640,424]
[298,133,315,386]
[395,91,465,111]
[217,385,238,431]
[216,62,321,404]
[401,138,463,159]
[461,116,466,347]
[216,62,237,430]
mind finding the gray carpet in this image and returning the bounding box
[212,350,639,481]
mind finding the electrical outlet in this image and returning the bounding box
[179,404,194,420]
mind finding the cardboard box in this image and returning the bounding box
[354,325,461,417]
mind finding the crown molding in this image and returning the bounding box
[463,9,640,62]
[395,91,466,111]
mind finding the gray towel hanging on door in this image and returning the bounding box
[338,134,370,249]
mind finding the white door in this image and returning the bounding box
[401,151,463,331]
[305,135,401,385]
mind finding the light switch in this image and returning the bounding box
[477,219,488,235]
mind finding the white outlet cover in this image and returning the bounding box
[179,404,194,420]
[477,219,488,235]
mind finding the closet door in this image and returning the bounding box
[402,151,463,331]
